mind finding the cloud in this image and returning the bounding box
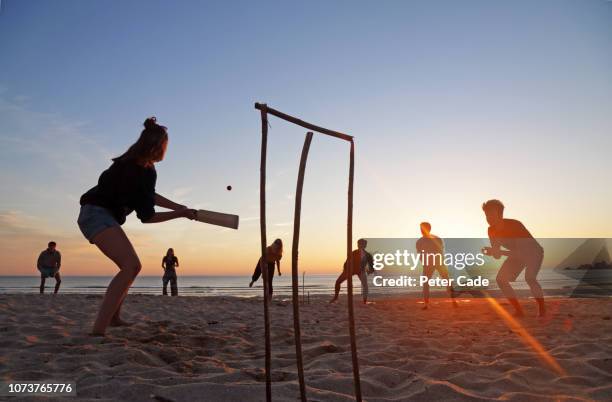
[0,210,42,233]
[0,209,89,250]
[0,90,115,239]
[0,93,111,188]
[166,186,195,205]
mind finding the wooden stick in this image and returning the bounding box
[291,131,313,402]
[259,106,272,402]
[302,271,306,304]
[255,103,352,142]
[254,102,359,401]
[346,139,362,401]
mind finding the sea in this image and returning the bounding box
[1,268,609,298]
[0,274,336,297]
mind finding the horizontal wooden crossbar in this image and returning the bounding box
[255,102,353,142]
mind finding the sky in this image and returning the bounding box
[0,0,611,276]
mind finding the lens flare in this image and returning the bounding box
[484,295,566,376]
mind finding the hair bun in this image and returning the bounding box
[144,117,157,130]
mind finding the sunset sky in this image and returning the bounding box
[1,0,611,276]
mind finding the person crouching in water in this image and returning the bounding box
[162,248,179,296]
[330,239,374,304]
[249,239,282,298]
[482,199,545,317]
[38,241,62,294]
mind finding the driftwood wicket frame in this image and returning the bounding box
[255,103,362,402]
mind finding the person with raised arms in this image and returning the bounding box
[78,117,197,336]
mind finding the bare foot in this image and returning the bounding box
[329,297,338,304]
[422,304,429,310]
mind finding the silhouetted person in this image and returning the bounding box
[416,222,457,309]
[78,117,197,336]
[162,248,179,296]
[250,239,282,298]
[330,239,374,304]
[482,199,545,317]
[38,241,62,294]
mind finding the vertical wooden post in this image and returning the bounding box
[346,139,362,401]
[254,102,358,401]
[259,106,272,402]
[291,131,313,402]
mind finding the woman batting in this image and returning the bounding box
[78,117,197,335]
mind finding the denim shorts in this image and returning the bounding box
[39,266,57,278]
[77,204,120,243]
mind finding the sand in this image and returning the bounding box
[0,293,611,401]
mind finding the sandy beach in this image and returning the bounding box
[0,294,610,401]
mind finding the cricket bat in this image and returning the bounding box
[195,209,239,229]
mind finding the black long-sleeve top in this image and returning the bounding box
[80,159,156,224]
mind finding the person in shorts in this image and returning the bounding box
[78,117,197,336]
[482,199,545,317]
[37,241,62,294]
[416,222,457,309]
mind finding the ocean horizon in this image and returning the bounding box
[1,269,606,298]
[0,274,337,297]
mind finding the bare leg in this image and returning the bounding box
[422,267,432,309]
[358,272,368,304]
[422,282,430,309]
[438,268,458,307]
[54,272,62,294]
[526,277,545,317]
[110,292,132,326]
[90,226,141,335]
[250,261,262,287]
[525,254,545,317]
[330,270,348,303]
[495,258,525,317]
[535,298,546,317]
[496,274,523,317]
[40,277,45,294]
